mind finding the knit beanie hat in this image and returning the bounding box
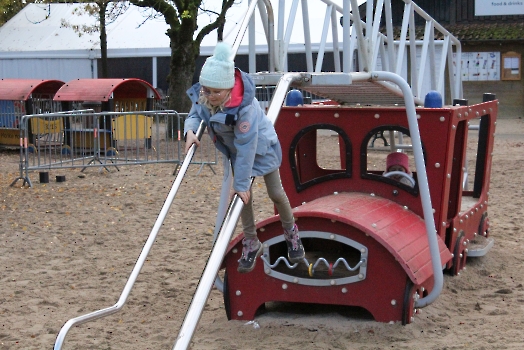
[386,152,410,173]
[199,42,235,89]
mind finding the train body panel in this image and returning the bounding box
[222,98,497,324]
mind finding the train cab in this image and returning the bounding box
[221,94,497,324]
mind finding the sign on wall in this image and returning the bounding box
[475,0,524,16]
[453,52,501,81]
[501,51,521,80]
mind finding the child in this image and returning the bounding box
[384,152,415,187]
[184,42,305,273]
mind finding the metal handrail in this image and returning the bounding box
[53,121,206,350]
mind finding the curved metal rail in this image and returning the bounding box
[53,120,206,350]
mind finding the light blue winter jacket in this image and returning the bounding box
[184,69,282,192]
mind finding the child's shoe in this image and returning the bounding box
[284,224,305,263]
[237,238,263,273]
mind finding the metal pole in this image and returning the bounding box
[54,120,206,350]
[172,181,253,350]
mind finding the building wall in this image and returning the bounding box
[461,43,524,118]
[0,58,93,81]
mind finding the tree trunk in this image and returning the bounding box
[166,38,199,135]
[99,2,108,78]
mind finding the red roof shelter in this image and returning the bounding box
[53,78,161,111]
[53,78,162,153]
[0,79,65,146]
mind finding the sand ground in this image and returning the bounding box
[1,117,523,350]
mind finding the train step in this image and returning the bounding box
[467,236,495,257]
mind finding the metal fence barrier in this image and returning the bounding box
[10,110,217,187]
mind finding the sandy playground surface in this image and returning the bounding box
[1,117,523,350]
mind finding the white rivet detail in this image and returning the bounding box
[453,228,457,232]
[460,219,463,224]
[403,206,408,210]
[465,112,469,117]
[371,223,377,228]
[237,311,243,317]
[417,114,421,119]
[334,208,340,213]
[432,208,436,213]
[439,116,445,122]
[342,288,348,293]
[452,125,456,130]
[236,290,241,296]
[447,174,451,179]
[435,163,440,168]
[483,110,486,114]
[334,113,340,118]
[462,167,466,171]
[465,215,469,219]
[331,219,336,223]
[391,299,397,306]
[442,222,446,227]
[330,234,336,240]
[370,193,375,196]
[282,283,288,290]
[302,202,306,205]
[374,113,380,119]
[334,191,339,195]
[476,111,480,117]
[330,280,336,285]
[265,268,271,274]
[260,227,265,232]
[295,113,300,117]
[293,278,299,284]
[358,273,364,279]
[232,248,238,254]
[360,248,366,253]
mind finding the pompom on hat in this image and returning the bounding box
[386,152,410,173]
[199,42,235,89]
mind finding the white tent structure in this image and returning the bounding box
[0,1,347,88]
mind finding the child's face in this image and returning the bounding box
[201,87,230,106]
[388,165,407,173]
[388,164,408,182]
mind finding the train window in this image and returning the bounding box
[361,126,419,194]
[289,124,352,192]
[316,129,344,170]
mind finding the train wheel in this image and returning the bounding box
[61,145,72,156]
[451,230,467,276]
[106,147,118,157]
[402,279,417,325]
[478,212,489,237]
[223,269,232,320]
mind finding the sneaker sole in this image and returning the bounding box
[237,244,263,273]
[288,252,305,264]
